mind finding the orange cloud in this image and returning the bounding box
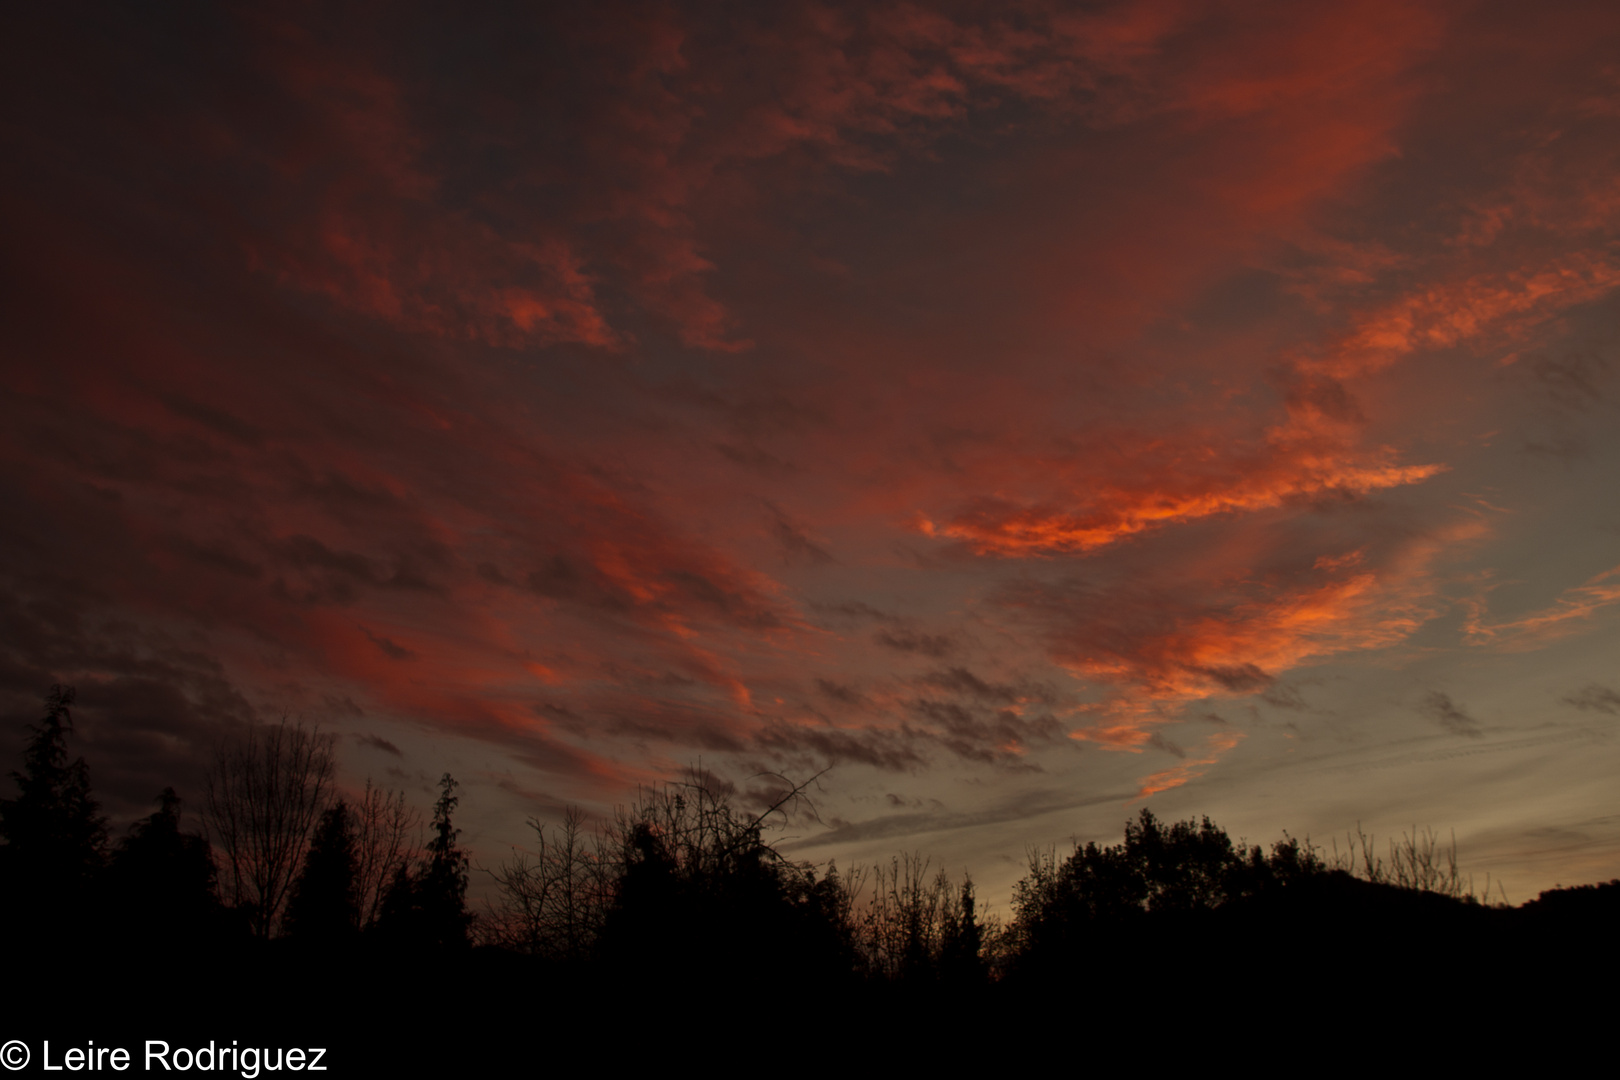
[1018,519,1487,753]
[917,448,1442,557]
[1135,729,1246,798]
[230,0,1460,363]
[1463,565,1620,652]
[1314,253,1620,380]
[12,0,1620,824]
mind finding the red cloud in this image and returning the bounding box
[917,445,1443,557]
[1136,730,1245,798]
[1000,518,1487,748]
[8,0,1620,829]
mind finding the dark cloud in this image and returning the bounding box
[160,394,266,448]
[1260,682,1309,710]
[1420,691,1483,738]
[270,534,440,605]
[163,535,265,581]
[526,555,625,610]
[814,678,867,708]
[593,701,749,754]
[1189,663,1274,694]
[1530,350,1609,407]
[812,600,897,624]
[715,442,796,474]
[1281,370,1366,424]
[355,733,403,757]
[291,468,413,518]
[1562,684,1620,716]
[323,695,364,718]
[907,699,1061,764]
[753,722,927,773]
[792,785,1132,852]
[661,570,786,630]
[875,629,955,658]
[1520,434,1590,462]
[671,385,831,442]
[918,667,1037,705]
[361,627,416,662]
[1147,733,1185,758]
[763,501,834,566]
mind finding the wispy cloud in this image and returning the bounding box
[1464,566,1620,651]
[1419,691,1483,739]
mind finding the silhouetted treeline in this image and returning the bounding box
[4,684,1618,1060]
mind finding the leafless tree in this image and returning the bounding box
[606,766,825,880]
[485,807,614,960]
[1330,823,1480,901]
[856,853,946,980]
[203,720,336,937]
[852,853,993,981]
[486,767,830,958]
[354,778,420,930]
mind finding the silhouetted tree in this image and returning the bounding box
[1007,808,1330,974]
[354,779,419,930]
[203,719,335,937]
[851,854,991,984]
[420,773,471,947]
[108,787,221,946]
[1328,824,1478,899]
[284,800,361,943]
[0,686,107,929]
[939,876,988,986]
[596,770,853,991]
[377,774,471,950]
[486,806,613,961]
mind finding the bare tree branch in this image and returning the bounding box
[203,719,336,938]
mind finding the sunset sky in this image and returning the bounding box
[5,0,1619,911]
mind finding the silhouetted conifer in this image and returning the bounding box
[376,774,470,950]
[939,877,987,986]
[108,787,221,947]
[0,686,107,933]
[284,800,361,943]
[421,773,471,947]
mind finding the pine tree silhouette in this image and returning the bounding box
[377,774,470,950]
[109,787,221,949]
[419,773,471,949]
[284,800,361,944]
[0,686,107,938]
